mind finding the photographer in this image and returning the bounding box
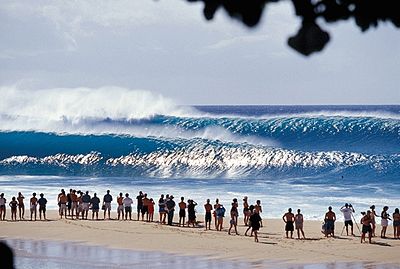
[340,203,355,236]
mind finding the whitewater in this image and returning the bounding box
[0,87,399,219]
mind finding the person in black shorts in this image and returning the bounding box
[136,191,143,221]
[178,197,186,227]
[204,199,213,230]
[38,193,47,221]
[282,208,295,239]
[361,211,372,243]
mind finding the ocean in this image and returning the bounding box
[0,103,399,220]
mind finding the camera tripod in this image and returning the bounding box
[340,211,361,236]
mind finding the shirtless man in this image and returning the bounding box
[243,196,250,226]
[9,197,18,221]
[17,192,25,220]
[361,211,372,243]
[81,191,91,220]
[117,192,124,220]
[282,208,295,238]
[178,197,187,227]
[381,206,391,238]
[204,199,213,230]
[141,193,150,222]
[0,193,6,220]
[70,190,78,219]
[324,206,336,237]
[58,190,68,219]
[30,193,38,221]
[38,193,47,221]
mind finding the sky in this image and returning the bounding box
[1,0,399,105]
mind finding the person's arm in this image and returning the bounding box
[282,214,286,223]
[333,213,336,221]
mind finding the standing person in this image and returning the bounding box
[103,190,113,220]
[228,201,239,235]
[393,208,400,239]
[141,193,150,221]
[340,203,355,236]
[243,196,250,226]
[166,195,176,226]
[17,192,25,220]
[70,190,78,219]
[360,211,372,244]
[381,206,391,238]
[67,189,73,217]
[370,205,379,237]
[81,191,91,220]
[254,200,263,227]
[58,190,68,219]
[123,193,133,220]
[249,208,262,242]
[178,197,187,227]
[215,204,225,231]
[282,208,295,239]
[30,193,38,221]
[158,194,166,224]
[213,198,220,229]
[0,193,6,221]
[136,191,144,221]
[90,193,101,220]
[76,191,83,220]
[324,206,336,237]
[204,199,213,230]
[57,189,64,215]
[38,193,47,221]
[9,197,18,221]
[117,192,124,220]
[295,209,306,239]
[245,205,255,236]
[148,198,155,222]
[188,199,198,227]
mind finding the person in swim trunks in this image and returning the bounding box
[204,199,213,230]
[103,190,113,220]
[282,208,295,238]
[30,193,38,221]
[117,192,124,220]
[17,192,25,220]
[9,197,18,221]
[324,206,336,238]
[361,211,372,243]
[178,197,186,227]
[243,196,250,226]
[136,191,144,221]
[58,190,68,219]
[123,193,133,220]
[148,198,155,222]
[141,193,150,222]
[38,193,47,221]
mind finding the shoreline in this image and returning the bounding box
[1,210,400,266]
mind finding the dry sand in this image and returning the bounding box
[1,210,399,266]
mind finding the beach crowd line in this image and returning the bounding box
[0,189,399,244]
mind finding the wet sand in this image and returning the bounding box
[1,210,399,268]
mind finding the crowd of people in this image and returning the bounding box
[0,190,399,243]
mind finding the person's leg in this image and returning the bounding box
[351,223,354,235]
[301,229,305,239]
[345,223,349,235]
[254,230,258,242]
[290,230,293,238]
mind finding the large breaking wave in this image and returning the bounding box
[0,86,399,180]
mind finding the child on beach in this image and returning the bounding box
[9,197,18,221]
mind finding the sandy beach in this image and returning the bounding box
[1,210,399,267]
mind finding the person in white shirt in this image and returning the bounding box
[340,203,355,236]
[123,193,133,220]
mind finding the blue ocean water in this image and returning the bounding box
[0,105,399,219]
